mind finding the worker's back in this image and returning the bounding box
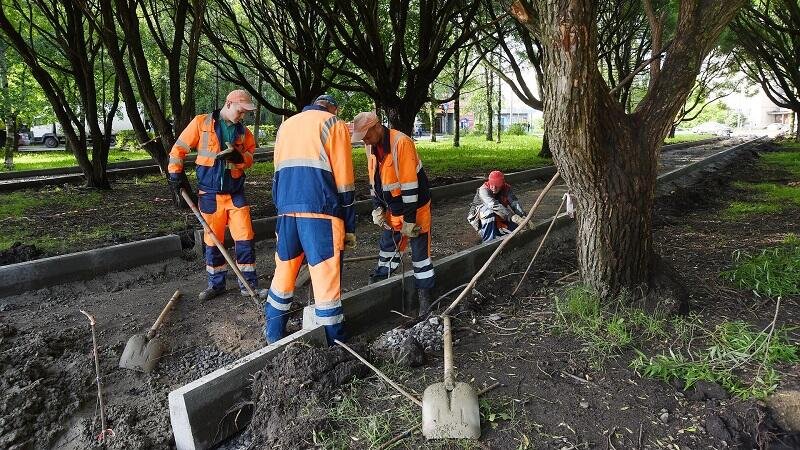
[273,109,353,218]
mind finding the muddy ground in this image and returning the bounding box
[0,138,784,449]
[265,143,797,450]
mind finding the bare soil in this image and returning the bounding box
[3,139,791,450]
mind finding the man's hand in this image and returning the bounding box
[344,233,357,250]
[167,173,196,210]
[400,221,420,238]
[216,142,244,164]
[371,207,387,228]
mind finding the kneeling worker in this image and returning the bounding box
[351,111,435,317]
[467,170,530,242]
[265,95,356,345]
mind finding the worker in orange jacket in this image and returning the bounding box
[351,111,435,317]
[266,95,356,345]
[167,89,261,301]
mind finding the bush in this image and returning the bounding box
[247,123,278,146]
[505,123,527,136]
[114,130,154,151]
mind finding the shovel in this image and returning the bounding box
[119,289,182,372]
[421,314,480,439]
[180,189,262,307]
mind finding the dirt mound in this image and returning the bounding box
[704,400,800,449]
[0,320,91,449]
[0,242,42,266]
[248,342,369,449]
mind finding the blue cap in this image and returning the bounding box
[314,94,338,107]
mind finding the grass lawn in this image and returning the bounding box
[724,140,800,217]
[2,149,151,172]
[664,133,715,144]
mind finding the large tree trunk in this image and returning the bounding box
[454,92,461,147]
[668,123,677,138]
[4,114,15,169]
[538,129,551,158]
[485,66,494,141]
[383,103,416,136]
[496,77,502,143]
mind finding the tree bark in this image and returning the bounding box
[4,114,15,169]
[509,0,745,302]
[454,93,461,147]
[538,129,551,158]
[485,67,494,141]
[429,98,437,142]
[668,124,676,138]
[496,75,502,143]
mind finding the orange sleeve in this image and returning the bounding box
[168,115,202,174]
[234,127,256,170]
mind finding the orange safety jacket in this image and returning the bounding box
[168,110,256,194]
[366,127,431,224]
[272,106,356,232]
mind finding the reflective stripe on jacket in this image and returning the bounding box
[168,110,256,194]
[272,108,356,233]
[367,128,431,224]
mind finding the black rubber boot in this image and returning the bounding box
[417,288,432,317]
[198,287,225,301]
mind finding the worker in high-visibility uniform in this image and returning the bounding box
[266,95,356,345]
[167,89,261,301]
[351,111,435,317]
[467,170,530,242]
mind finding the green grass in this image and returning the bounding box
[664,133,715,144]
[631,320,799,399]
[2,149,151,172]
[721,235,800,297]
[553,285,798,399]
[0,187,101,217]
[724,142,800,217]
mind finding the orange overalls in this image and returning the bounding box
[266,105,355,344]
[367,128,434,289]
[168,111,258,292]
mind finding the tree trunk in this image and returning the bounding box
[383,103,415,136]
[538,129,551,158]
[4,114,15,169]
[668,124,677,138]
[428,101,437,142]
[454,92,461,147]
[496,77,502,143]
[485,66,494,141]
[794,111,799,141]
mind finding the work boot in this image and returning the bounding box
[417,288,432,317]
[368,272,387,285]
[240,287,268,299]
[198,286,225,301]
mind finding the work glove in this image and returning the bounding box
[400,221,420,238]
[167,173,197,210]
[371,207,387,229]
[510,214,527,227]
[216,142,244,164]
[344,233,357,250]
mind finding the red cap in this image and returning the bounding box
[488,170,505,187]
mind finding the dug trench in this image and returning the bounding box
[1,139,793,449]
[233,145,799,449]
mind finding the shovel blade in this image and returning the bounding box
[422,381,481,440]
[119,334,164,373]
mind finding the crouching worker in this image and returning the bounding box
[167,89,260,301]
[351,111,435,317]
[265,95,356,345]
[467,170,530,242]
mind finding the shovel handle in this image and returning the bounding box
[180,189,259,301]
[147,290,182,339]
[443,315,454,390]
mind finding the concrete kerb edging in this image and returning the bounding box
[166,136,761,449]
[168,326,327,450]
[0,235,182,297]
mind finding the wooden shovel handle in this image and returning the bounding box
[180,189,259,301]
[443,315,454,390]
[147,290,181,339]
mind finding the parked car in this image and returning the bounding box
[17,132,31,146]
[691,121,733,137]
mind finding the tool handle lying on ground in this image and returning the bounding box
[180,189,259,303]
[147,290,181,339]
[441,172,561,317]
[334,339,423,407]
